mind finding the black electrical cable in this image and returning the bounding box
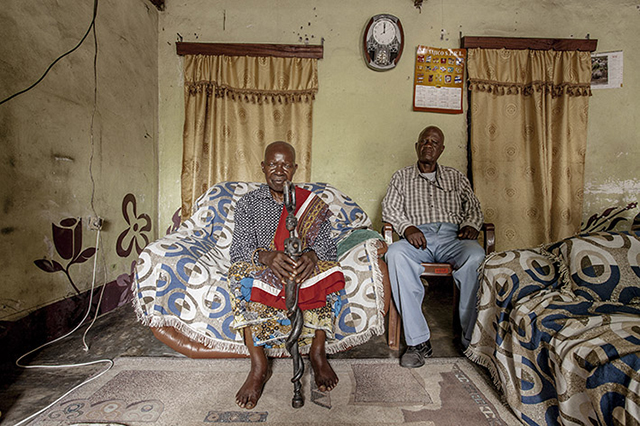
[0,0,99,106]
[89,1,99,216]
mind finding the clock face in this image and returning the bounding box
[372,19,396,45]
[363,14,404,71]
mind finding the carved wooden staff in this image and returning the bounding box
[283,181,305,408]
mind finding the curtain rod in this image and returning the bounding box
[176,42,324,59]
[461,36,597,52]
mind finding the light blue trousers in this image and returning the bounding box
[385,223,485,348]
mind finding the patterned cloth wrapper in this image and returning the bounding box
[228,261,340,349]
[466,233,640,425]
[230,186,345,312]
[133,182,386,357]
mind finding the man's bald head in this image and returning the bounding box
[264,141,296,163]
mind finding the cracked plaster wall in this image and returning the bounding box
[0,0,158,321]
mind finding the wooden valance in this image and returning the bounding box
[461,36,597,52]
[176,42,323,59]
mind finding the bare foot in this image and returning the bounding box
[237,328,270,410]
[236,360,270,409]
[310,330,339,392]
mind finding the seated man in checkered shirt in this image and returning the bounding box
[382,125,485,368]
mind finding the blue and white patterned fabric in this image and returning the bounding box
[467,231,640,425]
[133,182,386,356]
[546,231,640,304]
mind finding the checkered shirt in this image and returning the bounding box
[382,163,484,237]
[230,184,337,264]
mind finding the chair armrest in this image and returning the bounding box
[382,222,394,246]
[383,221,496,254]
[146,230,218,262]
[482,223,495,254]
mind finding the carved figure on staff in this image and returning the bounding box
[283,180,304,407]
[228,141,345,410]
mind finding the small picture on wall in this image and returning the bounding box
[591,51,623,89]
[591,56,608,85]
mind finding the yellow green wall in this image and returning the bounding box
[2,0,639,322]
[0,0,158,321]
[158,0,639,236]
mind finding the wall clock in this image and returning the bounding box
[363,14,404,71]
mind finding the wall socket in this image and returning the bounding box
[88,216,104,231]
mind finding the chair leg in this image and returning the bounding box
[387,301,401,351]
[452,282,461,340]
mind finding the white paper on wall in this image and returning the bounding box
[591,51,623,89]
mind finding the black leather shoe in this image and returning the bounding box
[400,340,433,368]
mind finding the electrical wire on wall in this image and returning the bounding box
[14,231,113,426]
[88,0,100,218]
[0,0,99,106]
[6,1,117,424]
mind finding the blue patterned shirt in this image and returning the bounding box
[230,185,337,264]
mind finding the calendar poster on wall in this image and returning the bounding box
[413,46,466,114]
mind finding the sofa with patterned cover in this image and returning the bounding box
[132,181,390,358]
[466,230,640,425]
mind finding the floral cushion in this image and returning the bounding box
[545,231,640,304]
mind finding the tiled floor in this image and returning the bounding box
[0,277,461,424]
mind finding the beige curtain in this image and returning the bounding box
[467,48,592,250]
[181,54,318,218]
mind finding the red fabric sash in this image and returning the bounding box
[250,186,345,310]
[273,186,310,252]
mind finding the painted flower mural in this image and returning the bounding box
[166,207,182,235]
[116,193,152,257]
[114,260,136,306]
[34,218,96,294]
[581,202,638,233]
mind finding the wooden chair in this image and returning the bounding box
[382,222,495,350]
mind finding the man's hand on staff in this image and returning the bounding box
[294,251,318,283]
[259,250,318,284]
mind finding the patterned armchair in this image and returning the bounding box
[133,182,390,358]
